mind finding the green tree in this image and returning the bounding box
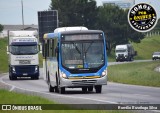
[96,5,145,54]
[50,0,97,28]
[0,24,3,32]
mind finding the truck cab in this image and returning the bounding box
[7,31,40,80]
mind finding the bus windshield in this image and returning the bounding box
[10,45,38,55]
[61,34,105,70]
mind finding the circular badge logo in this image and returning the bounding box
[128,3,158,32]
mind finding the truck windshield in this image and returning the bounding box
[10,45,38,55]
[61,34,104,70]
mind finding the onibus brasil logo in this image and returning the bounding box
[128,3,158,32]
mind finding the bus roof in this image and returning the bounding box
[54,26,88,33]
[43,30,103,40]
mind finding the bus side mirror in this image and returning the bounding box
[6,46,9,54]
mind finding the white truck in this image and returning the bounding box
[7,31,40,80]
[115,44,136,62]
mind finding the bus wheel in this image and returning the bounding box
[59,87,65,94]
[88,86,93,92]
[82,87,87,92]
[95,85,102,93]
[48,75,54,92]
[49,83,54,92]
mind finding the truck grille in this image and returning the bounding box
[118,54,124,57]
[15,66,35,73]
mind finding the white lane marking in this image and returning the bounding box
[152,110,160,113]
[133,94,150,97]
[0,75,117,104]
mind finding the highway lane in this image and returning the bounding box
[1,60,160,105]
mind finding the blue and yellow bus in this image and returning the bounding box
[43,27,108,94]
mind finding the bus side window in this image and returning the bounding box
[44,40,48,58]
[51,39,54,57]
[53,38,58,57]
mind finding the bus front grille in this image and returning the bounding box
[72,80,97,85]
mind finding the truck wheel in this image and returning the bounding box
[9,75,17,80]
[9,75,13,80]
[95,85,102,93]
[33,76,39,80]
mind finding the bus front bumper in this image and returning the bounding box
[59,75,107,88]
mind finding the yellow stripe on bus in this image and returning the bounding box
[68,76,100,79]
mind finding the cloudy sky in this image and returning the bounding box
[0,0,159,25]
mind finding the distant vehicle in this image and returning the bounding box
[152,52,160,60]
[43,27,108,94]
[7,31,41,80]
[115,44,137,62]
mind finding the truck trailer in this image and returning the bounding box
[7,31,40,80]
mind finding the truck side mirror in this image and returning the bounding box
[6,46,9,54]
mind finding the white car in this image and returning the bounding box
[152,52,160,60]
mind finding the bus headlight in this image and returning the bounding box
[60,72,67,78]
[102,69,107,77]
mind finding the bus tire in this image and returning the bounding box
[48,74,54,92]
[59,87,65,94]
[82,87,87,92]
[95,85,102,93]
[88,86,93,92]
[49,82,54,92]
[55,74,59,93]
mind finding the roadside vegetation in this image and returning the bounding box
[133,35,160,60]
[108,61,160,87]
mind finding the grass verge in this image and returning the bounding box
[108,61,160,87]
